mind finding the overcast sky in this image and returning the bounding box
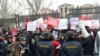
[7,0,100,15]
[47,0,100,10]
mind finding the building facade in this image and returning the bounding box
[58,3,100,19]
[58,3,74,18]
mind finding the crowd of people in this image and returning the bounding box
[0,23,99,56]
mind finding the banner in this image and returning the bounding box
[35,18,48,31]
[40,24,47,31]
[46,16,59,27]
[27,21,37,31]
[36,18,44,27]
[90,20,99,29]
[82,20,99,29]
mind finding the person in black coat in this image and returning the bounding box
[79,26,95,56]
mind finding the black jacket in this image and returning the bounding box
[62,41,84,56]
[82,35,95,55]
[36,40,54,56]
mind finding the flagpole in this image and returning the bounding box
[15,14,19,29]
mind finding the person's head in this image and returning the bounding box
[85,26,91,33]
[20,37,27,45]
[67,23,71,29]
[66,31,74,41]
[0,36,5,42]
[74,32,82,40]
[41,32,49,39]
[49,33,55,41]
[7,35,13,42]
[60,34,66,40]
[50,27,54,33]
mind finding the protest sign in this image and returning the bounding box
[69,17,80,29]
[82,20,99,29]
[27,21,37,31]
[57,19,68,29]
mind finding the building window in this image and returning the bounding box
[65,7,67,12]
[60,8,62,12]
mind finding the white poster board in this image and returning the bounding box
[79,21,90,38]
[90,20,99,29]
[27,21,37,31]
[36,18,47,31]
[82,20,99,29]
[69,17,80,29]
[57,19,68,29]
[36,18,44,27]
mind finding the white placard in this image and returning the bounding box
[40,24,47,31]
[36,18,47,31]
[27,21,37,31]
[90,20,99,29]
[69,17,80,30]
[79,21,90,38]
[70,17,80,25]
[82,20,99,29]
[57,19,68,29]
[36,18,44,27]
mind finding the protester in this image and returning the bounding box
[58,34,66,56]
[0,36,7,56]
[82,26,95,56]
[20,37,30,56]
[8,39,22,56]
[74,31,84,45]
[49,33,60,56]
[59,34,66,45]
[62,31,84,56]
[0,17,98,56]
[6,35,13,45]
[36,32,54,56]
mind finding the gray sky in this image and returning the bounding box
[48,0,100,9]
[6,0,100,15]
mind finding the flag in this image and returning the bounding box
[46,16,59,29]
[47,16,59,27]
[25,17,29,30]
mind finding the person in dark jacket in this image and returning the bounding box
[0,36,6,56]
[62,31,84,56]
[49,33,60,56]
[20,37,30,56]
[82,26,95,56]
[36,32,54,56]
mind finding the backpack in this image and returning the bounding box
[0,42,6,53]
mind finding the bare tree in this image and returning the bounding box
[27,0,53,14]
[0,0,28,18]
[0,0,7,18]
